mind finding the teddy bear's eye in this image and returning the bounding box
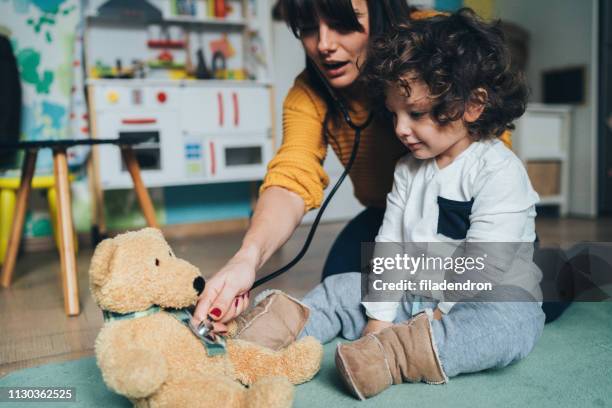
[168,251,172,257]
[155,258,160,266]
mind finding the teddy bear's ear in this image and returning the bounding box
[89,237,117,288]
[140,228,165,240]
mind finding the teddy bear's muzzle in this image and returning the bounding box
[193,276,205,295]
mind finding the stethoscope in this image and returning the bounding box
[193,64,373,341]
[252,86,373,288]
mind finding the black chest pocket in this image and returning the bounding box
[437,196,474,240]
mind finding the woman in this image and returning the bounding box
[192,0,511,328]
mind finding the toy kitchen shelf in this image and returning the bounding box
[86,15,248,28]
[513,103,571,216]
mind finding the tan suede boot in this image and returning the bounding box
[335,312,447,400]
[227,290,310,351]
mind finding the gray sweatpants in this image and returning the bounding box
[298,272,545,378]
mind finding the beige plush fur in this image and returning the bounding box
[90,228,323,408]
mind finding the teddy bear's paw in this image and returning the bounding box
[281,336,324,384]
[246,377,294,408]
[227,336,323,386]
[107,349,168,398]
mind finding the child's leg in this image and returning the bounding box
[300,272,368,343]
[430,293,545,377]
[301,273,421,343]
[231,272,372,349]
[335,311,446,400]
[229,289,311,350]
[334,286,544,400]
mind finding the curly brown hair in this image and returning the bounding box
[363,8,528,140]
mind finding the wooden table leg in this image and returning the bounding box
[1,149,38,288]
[53,148,80,316]
[120,146,159,228]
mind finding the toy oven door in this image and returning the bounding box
[207,133,272,182]
[97,110,181,189]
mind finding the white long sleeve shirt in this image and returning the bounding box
[363,139,543,321]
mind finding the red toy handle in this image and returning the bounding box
[217,92,224,127]
[232,92,239,126]
[122,118,157,125]
[209,141,216,175]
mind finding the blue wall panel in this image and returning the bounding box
[435,0,463,11]
[163,182,254,224]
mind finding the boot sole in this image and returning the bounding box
[335,344,366,401]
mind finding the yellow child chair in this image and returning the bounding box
[0,174,78,264]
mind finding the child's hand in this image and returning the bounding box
[362,319,394,337]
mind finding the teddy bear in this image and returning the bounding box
[89,228,323,408]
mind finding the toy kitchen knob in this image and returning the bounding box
[157,92,167,103]
[106,90,119,104]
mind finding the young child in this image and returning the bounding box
[229,8,545,400]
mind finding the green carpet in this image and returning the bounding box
[1,302,611,408]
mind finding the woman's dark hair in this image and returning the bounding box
[281,0,412,39]
[279,0,415,125]
[364,8,528,139]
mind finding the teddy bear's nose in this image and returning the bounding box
[193,276,205,295]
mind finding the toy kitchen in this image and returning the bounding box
[84,0,274,190]
[89,80,273,189]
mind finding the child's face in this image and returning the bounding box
[385,77,473,165]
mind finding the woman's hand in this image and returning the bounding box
[191,186,305,329]
[191,249,257,327]
[361,319,394,337]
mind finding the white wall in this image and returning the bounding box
[270,17,364,224]
[494,0,599,217]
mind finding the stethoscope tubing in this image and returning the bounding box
[253,111,373,289]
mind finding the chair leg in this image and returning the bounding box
[0,189,16,265]
[47,187,60,252]
[47,187,78,255]
[120,146,159,228]
[53,148,80,316]
[1,149,37,288]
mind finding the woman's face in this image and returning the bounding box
[300,0,370,89]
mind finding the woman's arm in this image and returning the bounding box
[192,73,330,326]
[243,186,306,270]
[192,186,305,325]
